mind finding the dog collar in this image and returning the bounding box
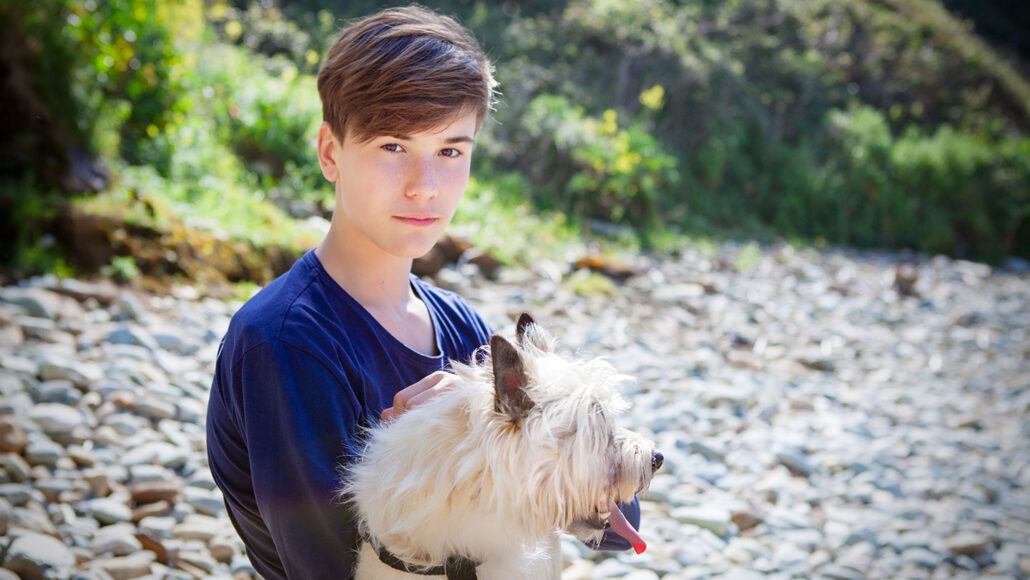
[362,533,480,580]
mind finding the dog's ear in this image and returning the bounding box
[515,313,535,345]
[491,335,534,421]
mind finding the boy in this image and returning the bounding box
[206,6,640,578]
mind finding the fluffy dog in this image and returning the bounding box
[343,314,662,580]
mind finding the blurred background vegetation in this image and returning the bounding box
[1,0,1028,289]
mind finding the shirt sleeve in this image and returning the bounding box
[592,497,641,552]
[207,339,364,580]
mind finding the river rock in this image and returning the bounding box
[28,404,87,437]
[4,532,77,579]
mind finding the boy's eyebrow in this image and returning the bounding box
[389,135,475,144]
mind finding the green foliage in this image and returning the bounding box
[769,106,1030,261]
[515,94,679,231]
[62,0,200,165]
[6,0,1030,282]
[78,161,323,252]
[0,178,74,277]
[102,256,141,282]
[565,269,618,297]
[451,172,581,266]
[193,43,324,199]
[207,1,335,74]
[487,0,1029,261]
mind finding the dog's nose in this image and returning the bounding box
[652,452,664,472]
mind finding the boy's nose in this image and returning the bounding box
[406,160,438,198]
[652,451,663,472]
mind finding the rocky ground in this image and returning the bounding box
[0,242,1028,579]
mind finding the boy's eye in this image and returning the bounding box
[440,148,461,158]
[382,143,405,153]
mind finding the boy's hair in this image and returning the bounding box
[317,5,497,143]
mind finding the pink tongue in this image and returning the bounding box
[607,499,646,554]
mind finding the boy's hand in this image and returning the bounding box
[381,371,459,421]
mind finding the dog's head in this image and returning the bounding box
[487,314,661,550]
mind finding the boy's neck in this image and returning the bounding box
[314,230,416,313]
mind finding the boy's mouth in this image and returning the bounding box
[394,215,438,227]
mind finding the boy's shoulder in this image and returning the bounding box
[223,251,326,355]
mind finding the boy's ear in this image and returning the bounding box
[317,122,340,182]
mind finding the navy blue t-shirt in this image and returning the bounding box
[206,250,638,579]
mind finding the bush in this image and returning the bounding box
[193,43,324,202]
[775,106,1030,262]
[63,0,200,166]
[514,94,679,231]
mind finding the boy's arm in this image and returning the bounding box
[208,339,363,580]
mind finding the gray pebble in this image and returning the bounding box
[4,532,77,579]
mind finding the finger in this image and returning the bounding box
[403,375,459,409]
[383,371,453,421]
[393,371,450,409]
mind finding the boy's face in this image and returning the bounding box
[318,112,477,261]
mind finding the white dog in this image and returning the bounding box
[343,314,662,580]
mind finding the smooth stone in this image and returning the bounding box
[28,403,87,436]
[0,419,28,453]
[91,523,143,556]
[133,396,177,422]
[115,293,146,321]
[119,441,188,468]
[24,438,66,467]
[671,506,733,536]
[82,552,156,580]
[176,551,217,573]
[208,535,240,563]
[0,352,38,376]
[230,554,257,575]
[31,379,81,405]
[129,480,181,505]
[592,557,635,577]
[52,278,118,305]
[175,398,205,423]
[0,483,42,506]
[4,532,77,579]
[182,486,224,516]
[128,464,170,483]
[0,307,25,346]
[39,359,103,388]
[0,452,32,482]
[730,509,762,532]
[138,515,177,538]
[172,518,219,542]
[900,546,943,569]
[84,497,132,525]
[0,496,10,534]
[16,316,57,339]
[105,324,159,352]
[623,571,661,580]
[775,451,815,478]
[945,531,992,557]
[131,500,173,522]
[0,287,61,319]
[149,326,184,350]
[66,445,97,467]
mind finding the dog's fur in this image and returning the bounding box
[343,315,659,579]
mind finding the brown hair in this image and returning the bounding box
[317,5,497,143]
